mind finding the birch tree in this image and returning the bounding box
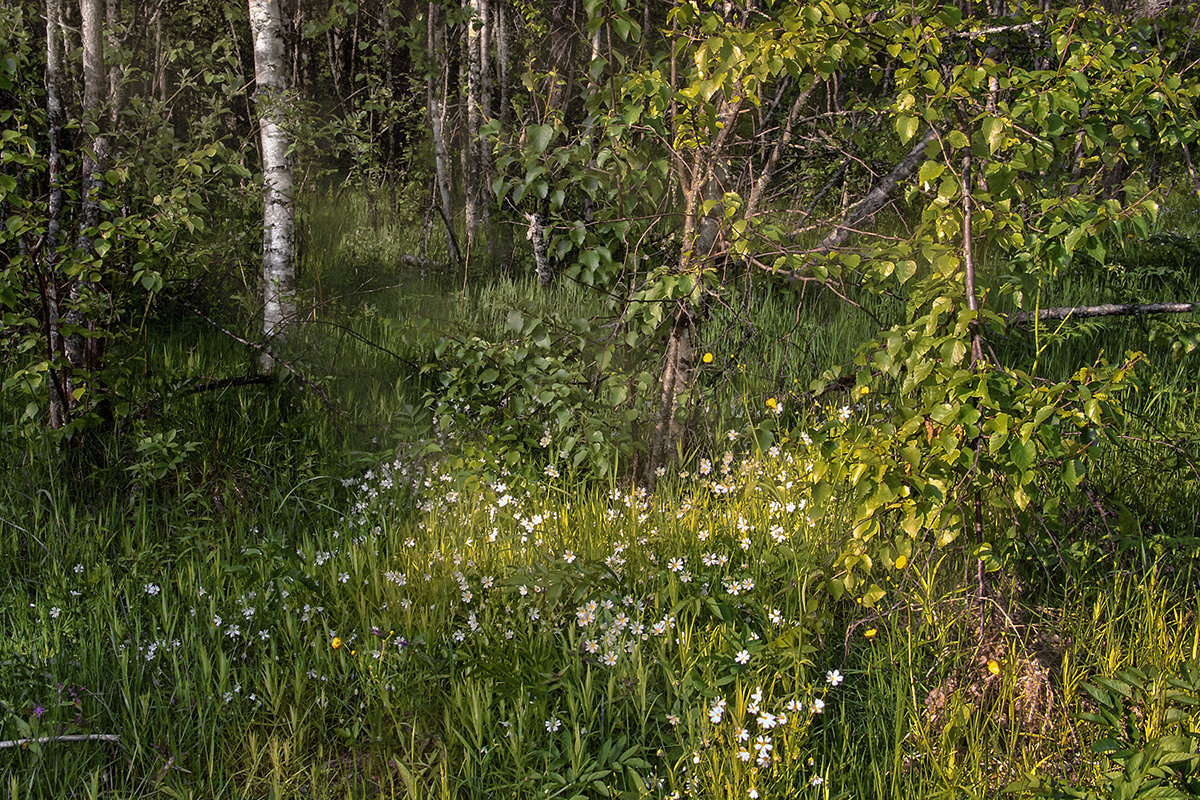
[248,0,295,371]
[462,0,486,259]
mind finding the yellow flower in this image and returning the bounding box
[765,397,777,410]
[331,637,343,650]
[864,628,877,639]
[987,659,1001,675]
[702,352,714,364]
[894,554,908,570]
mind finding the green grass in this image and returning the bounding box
[2,437,1198,799]
[3,192,1200,798]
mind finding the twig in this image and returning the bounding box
[0,733,120,749]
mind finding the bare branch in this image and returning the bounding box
[745,82,817,219]
[814,130,937,251]
[0,734,120,749]
[948,22,1042,38]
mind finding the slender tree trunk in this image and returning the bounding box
[648,308,696,483]
[153,7,166,102]
[496,0,509,131]
[427,2,458,265]
[646,95,743,485]
[463,0,484,258]
[44,0,69,429]
[545,0,580,118]
[249,0,296,371]
[106,0,123,120]
[526,212,551,285]
[815,129,936,251]
[477,0,492,265]
[66,0,109,381]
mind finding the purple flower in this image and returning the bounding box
[32,704,46,719]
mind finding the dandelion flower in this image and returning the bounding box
[765,397,777,410]
[331,636,343,650]
[702,352,714,364]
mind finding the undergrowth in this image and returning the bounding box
[2,195,1199,798]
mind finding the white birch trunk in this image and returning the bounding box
[463,0,482,250]
[249,0,295,372]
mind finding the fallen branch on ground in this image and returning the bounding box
[0,733,120,749]
[1007,302,1196,325]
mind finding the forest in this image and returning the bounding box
[3,0,1200,796]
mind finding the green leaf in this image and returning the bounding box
[947,129,969,149]
[918,160,945,184]
[980,116,1004,154]
[526,124,555,154]
[1010,440,1035,472]
[1062,459,1083,490]
[895,115,918,144]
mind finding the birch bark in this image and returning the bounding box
[249,0,295,371]
[463,0,483,253]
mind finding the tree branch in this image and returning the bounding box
[814,129,937,251]
[1007,302,1197,325]
[0,733,120,749]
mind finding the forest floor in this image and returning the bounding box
[3,203,1200,799]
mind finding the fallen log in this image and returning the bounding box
[1007,302,1196,325]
